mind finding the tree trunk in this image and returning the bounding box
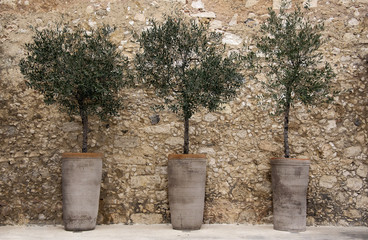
[283,102,290,158]
[183,116,189,154]
[80,106,88,153]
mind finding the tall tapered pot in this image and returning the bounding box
[62,153,103,231]
[270,158,310,232]
[168,154,207,230]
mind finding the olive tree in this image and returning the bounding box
[20,23,130,153]
[135,16,244,154]
[253,2,335,158]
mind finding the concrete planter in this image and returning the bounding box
[168,154,207,230]
[270,158,310,232]
[62,153,103,231]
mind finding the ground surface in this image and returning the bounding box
[1,224,368,240]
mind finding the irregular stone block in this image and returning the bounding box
[114,136,140,149]
[134,13,145,22]
[258,140,278,152]
[204,113,217,122]
[149,114,160,125]
[165,137,183,146]
[191,12,216,19]
[2,126,17,136]
[131,175,161,189]
[171,0,186,3]
[113,156,147,165]
[205,199,239,223]
[142,124,171,134]
[155,191,167,201]
[348,18,359,26]
[343,209,361,219]
[1,0,17,7]
[257,163,270,171]
[220,104,232,114]
[346,177,363,191]
[222,33,243,46]
[191,0,204,9]
[86,5,94,14]
[236,130,248,139]
[356,195,368,209]
[229,14,238,26]
[319,175,337,188]
[344,146,362,158]
[108,213,128,223]
[325,120,336,131]
[29,152,39,157]
[320,143,333,158]
[198,147,215,154]
[210,20,223,30]
[357,164,368,178]
[130,213,163,224]
[61,122,80,132]
[355,132,365,144]
[246,0,259,8]
[238,208,257,223]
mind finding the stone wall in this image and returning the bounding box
[0,0,367,226]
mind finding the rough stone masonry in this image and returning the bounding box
[0,0,367,226]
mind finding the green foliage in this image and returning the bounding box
[20,23,129,120]
[249,1,336,158]
[135,16,244,120]
[255,1,335,114]
[19,22,130,152]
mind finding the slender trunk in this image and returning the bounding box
[283,101,290,158]
[80,106,88,153]
[183,116,189,154]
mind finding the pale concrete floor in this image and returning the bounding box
[1,224,368,240]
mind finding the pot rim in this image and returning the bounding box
[62,152,103,158]
[270,157,310,166]
[168,154,206,160]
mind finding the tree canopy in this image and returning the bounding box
[20,23,130,152]
[135,16,244,153]
[252,1,335,157]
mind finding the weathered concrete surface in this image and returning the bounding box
[0,224,368,240]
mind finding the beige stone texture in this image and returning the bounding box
[131,213,163,224]
[258,140,278,152]
[131,175,161,189]
[0,0,367,227]
[356,195,368,209]
[357,164,368,178]
[346,178,363,191]
[344,146,362,158]
[319,176,337,189]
